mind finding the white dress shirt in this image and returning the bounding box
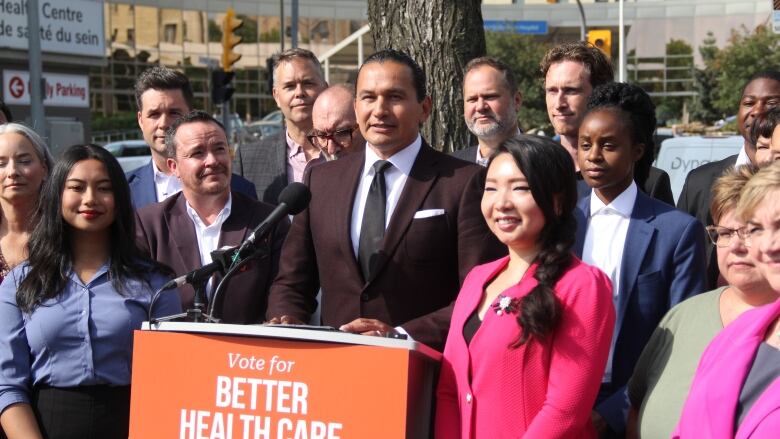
[581,181,637,383]
[350,135,422,257]
[185,194,232,295]
[475,146,489,167]
[152,160,182,202]
[736,144,751,167]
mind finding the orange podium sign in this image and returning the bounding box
[130,322,441,439]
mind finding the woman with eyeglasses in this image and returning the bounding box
[627,164,776,439]
[673,161,780,438]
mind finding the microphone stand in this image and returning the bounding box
[206,244,271,320]
[152,271,218,324]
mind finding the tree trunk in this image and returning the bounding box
[367,0,485,153]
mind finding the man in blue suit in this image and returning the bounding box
[574,82,706,437]
[127,66,256,208]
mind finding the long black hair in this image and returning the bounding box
[585,82,657,193]
[489,134,578,346]
[16,144,172,312]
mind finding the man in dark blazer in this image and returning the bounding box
[128,65,256,209]
[266,50,504,350]
[452,56,521,165]
[541,41,674,206]
[678,71,780,288]
[136,111,288,323]
[234,48,327,204]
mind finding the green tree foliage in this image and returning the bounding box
[485,31,551,132]
[712,25,780,115]
[690,32,721,124]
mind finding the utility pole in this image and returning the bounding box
[27,0,46,137]
[291,0,299,48]
[280,0,285,52]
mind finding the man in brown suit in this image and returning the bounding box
[266,50,504,350]
[136,111,288,323]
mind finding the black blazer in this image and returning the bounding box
[677,154,739,289]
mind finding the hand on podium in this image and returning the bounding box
[266,315,305,325]
[339,318,397,337]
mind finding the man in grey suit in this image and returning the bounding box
[452,57,521,165]
[234,48,327,204]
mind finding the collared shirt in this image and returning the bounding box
[185,194,232,277]
[581,180,638,383]
[474,128,522,167]
[475,147,489,167]
[286,131,319,184]
[152,160,182,202]
[0,263,181,414]
[736,144,751,167]
[350,135,422,257]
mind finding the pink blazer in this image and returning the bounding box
[435,256,615,439]
[673,298,780,439]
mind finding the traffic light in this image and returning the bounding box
[588,29,612,59]
[211,70,235,105]
[221,7,243,71]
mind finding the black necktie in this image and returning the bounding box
[358,160,391,281]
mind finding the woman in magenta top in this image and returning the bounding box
[435,135,615,438]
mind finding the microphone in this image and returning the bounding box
[157,182,311,291]
[236,182,311,258]
[158,260,224,291]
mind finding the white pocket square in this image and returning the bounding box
[413,209,445,219]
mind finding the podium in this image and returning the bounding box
[129,322,442,439]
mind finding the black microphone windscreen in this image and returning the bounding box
[278,182,311,215]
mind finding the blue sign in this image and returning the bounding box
[484,20,548,35]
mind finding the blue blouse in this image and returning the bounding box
[0,262,181,414]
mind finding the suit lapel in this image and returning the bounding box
[131,162,158,207]
[168,195,204,273]
[736,374,780,438]
[733,300,780,438]
[218,194,253,248]
[276,132,289,181]
[365,143,438,285]
[335,152,366,282]
[617,192,655,330]
[574,195,590,257]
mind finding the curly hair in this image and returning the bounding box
[488,135,578,346]
[585,82,657,191]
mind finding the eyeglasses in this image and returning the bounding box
[705,225,749,248]
[306,127,357,149]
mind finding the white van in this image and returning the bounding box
[654,135,743,204]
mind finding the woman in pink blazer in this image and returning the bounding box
[435,135,615,438]
[674,161,780,438]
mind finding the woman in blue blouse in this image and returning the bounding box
[0,144,181,439]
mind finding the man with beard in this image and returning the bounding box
[677,70,780,288]
[135,111,288,323]
[234,48,327,204]
[453,57,521,165]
